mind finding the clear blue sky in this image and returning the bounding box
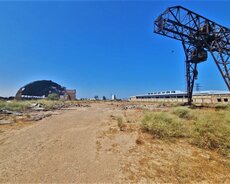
[0,1,229,98]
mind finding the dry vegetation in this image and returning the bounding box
[140,105,230,158]
[110,103,230,183]
[0,100,31,112]
[0,99,78,112]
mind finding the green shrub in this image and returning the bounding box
[47,93,60,101]
[191,114,230,157]
[141,112,187,139]
[0,100,30,112]
[172,107,193,120]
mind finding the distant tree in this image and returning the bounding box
[94,95,99,100]
[102,96,106,100]
[47,93,60,100]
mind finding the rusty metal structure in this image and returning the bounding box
[154,6,230,105]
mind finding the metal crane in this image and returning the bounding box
[154,6,230,105]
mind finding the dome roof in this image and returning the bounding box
[15,80,66,99]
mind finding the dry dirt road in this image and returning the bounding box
[0,103,133,183]
[0,102,230,183]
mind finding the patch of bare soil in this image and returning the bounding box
[123,132,230,183]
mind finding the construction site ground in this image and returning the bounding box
[0,102,230,183]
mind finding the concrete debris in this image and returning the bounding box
[0,109,23,116]
[31,103,43,108]
[75,104,91,108]
[31,103,45,111]
[122,104,165,110]
[0,102,90,125]
[28,113,52,121]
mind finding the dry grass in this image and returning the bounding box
[0,99,78,112]
[0,100,31,112]
[141,112,187,139]
[117,116,126,131]
[141,106,230,158]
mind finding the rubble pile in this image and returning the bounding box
[0,101,91,125]
[122,104,167,110]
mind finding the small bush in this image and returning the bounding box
[191,115,230,157]
[141,112,187,139]
[47,93,60,101]
[172,107,193,120]
[117,117,126,131]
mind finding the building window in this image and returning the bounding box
[217,98,221,102]
[224,98,228,102]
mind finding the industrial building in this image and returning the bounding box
[63,90,76,101]
[130,90,230,104]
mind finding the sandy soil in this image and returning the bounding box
[0,102,230,183]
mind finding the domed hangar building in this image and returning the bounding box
[15,80,76,100]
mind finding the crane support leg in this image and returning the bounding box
[186,61,197,105]
[183,43,198,105]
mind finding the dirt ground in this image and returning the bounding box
[0,102,230,183]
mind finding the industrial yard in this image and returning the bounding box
[0,101,230,183]
[0,1,230,183]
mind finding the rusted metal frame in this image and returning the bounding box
[199,29,230,90]
[183,12,197,30]
[169,8,201,104]
[169,9,195,105]
[167,9,200,46]
[163,27,191,40]
[209,49,230,90]
[153,30,191,43]
[185,12,205,47]
[166,19,198,34]
[220,30,230,54]
[154,11,198,44]
[166,9,195,45]
[211,27,230,55]
[173,7,193,29]
[154,25,191,43]
[192,18,230,90]
[174,6,229,30]
[212,33,230,84]
[166,9,193,47]
[182,43,197,105]
[219,52,230,79]
[154,16,192,43]
[154,5,230,101]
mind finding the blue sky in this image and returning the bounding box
[0,1,229,98]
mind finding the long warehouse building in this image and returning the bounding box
[130,90,230,103]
